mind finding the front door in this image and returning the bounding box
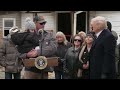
[57,12,72,41]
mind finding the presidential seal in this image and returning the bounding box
[35,56,47,70]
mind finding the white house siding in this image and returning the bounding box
[89,11,96,21]
[21,12,56,33]
[21,13,33,31]
[89,11,120,44]
[0,11,21,38]
[37,12,56,32]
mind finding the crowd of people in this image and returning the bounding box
[0,15,119,79]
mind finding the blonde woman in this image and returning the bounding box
[78,31,86,42]
[55,31,71,79]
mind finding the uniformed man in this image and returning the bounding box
[21,15,57,79]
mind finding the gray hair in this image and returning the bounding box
[91,16,107,30]
[56,31,68,45]
[78,31,86,41]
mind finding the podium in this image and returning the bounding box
[23,56,59,70]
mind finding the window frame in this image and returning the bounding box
[3,18,16,38]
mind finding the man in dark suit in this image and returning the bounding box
[89,16,116,79]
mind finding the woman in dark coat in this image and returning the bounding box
[78,33,94,79]
[64,34,83,79]
[55,31,71,79]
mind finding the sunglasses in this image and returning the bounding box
[39,22,46,25]
[74,39,82,42]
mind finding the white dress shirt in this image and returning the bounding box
[96,30,103,38]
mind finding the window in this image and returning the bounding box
[3,18,16,38]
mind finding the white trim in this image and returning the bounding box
[75,11,84,15]
[73,11,88,35]
[73,13,77,35]
[73,11,84,35]
[3,18,16,38]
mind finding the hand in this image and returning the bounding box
[35,46,40,50]
[83,61,89,69]
[26,49,38,58]
[58,58,65,63]
[63,68,69,74]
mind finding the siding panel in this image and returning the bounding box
[37,13,55,31]
[90,11,120,44]
[0,11,21,38]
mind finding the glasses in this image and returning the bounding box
[74,39,82,42]
[39,22,46,25]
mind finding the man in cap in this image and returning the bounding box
[21,15,57,79]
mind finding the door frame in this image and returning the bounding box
[73,11,88,35]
